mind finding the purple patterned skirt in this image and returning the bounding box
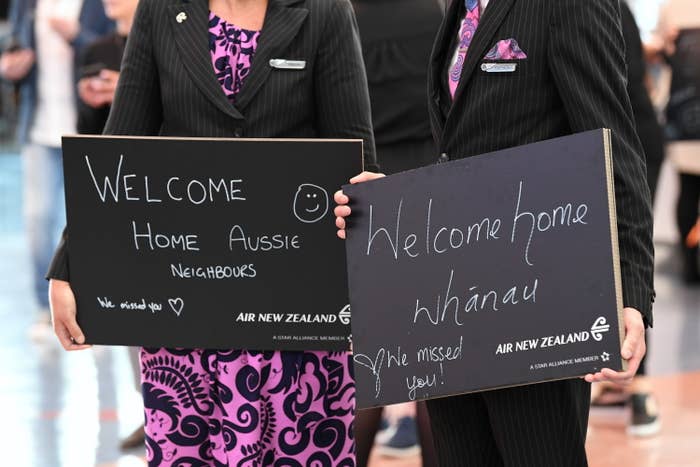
[141,348,355,466]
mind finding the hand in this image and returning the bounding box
[584,307,645,385]
[663,28,681,57]
[78,70,120,108]
[333,171,386,239]
[645,28,680,61]
[49,17,79,42]
[49,279,91,351]
[0,49,35,82]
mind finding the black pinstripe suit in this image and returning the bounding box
[425,1,655,466]
[48,0,377,279]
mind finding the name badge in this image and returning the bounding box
[481,63,518,73]
[269,59,306,70]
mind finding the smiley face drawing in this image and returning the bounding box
[293,183,329,223]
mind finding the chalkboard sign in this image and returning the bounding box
[344,130,625,408]
[62,136,362,351]
[668,28,700,140]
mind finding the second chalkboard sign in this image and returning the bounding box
[62,136,363,351]
[344,130,625,408]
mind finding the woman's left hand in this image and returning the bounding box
[333,171,385,239]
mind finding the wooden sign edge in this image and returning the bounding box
[61,134,365,143]
[602,128,628,372]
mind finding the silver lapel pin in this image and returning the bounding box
[176,12,187,23]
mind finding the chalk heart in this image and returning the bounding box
[168,298,184,317]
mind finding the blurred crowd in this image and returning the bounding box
[0,0,698,465]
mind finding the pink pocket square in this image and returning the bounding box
[484,39,527,60]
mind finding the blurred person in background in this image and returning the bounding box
[648,0,700,284]
[77,0,134,135]
[75,0,143,451]
[0,0,113,341]
[591,0,663,438]
[49,0,114,66]
[350,0,441,465]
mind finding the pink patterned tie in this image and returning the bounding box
[449,0,480,98]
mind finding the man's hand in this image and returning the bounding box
[49,17,79,42]
[334,171,386,239]
[49,279,91,351]
[584,307,646,385]
[0,49,35,82]
[78,70,120,108]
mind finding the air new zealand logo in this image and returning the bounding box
[590,317,610,341]
[339,305,351,325]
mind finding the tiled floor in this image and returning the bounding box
[0,152,698,466]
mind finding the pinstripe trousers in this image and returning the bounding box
[426,379,591,467]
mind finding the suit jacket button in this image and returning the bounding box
[234,128,243,137]
[438,153,449,163]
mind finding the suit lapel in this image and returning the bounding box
[168,0,244,120]
[450,0,516,104]
[428,0,462,133]
[233,0,309,110]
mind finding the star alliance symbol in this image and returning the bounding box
[601,352,610,362]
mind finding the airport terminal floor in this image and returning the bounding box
[0,150,699,467]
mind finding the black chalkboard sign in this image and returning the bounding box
[668,28,700,140]
[344,130,625,408]
[62,136,362,351]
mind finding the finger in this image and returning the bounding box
[68,342,92,351]
[65,318,86,345]
[584,372,605,383]
[56,323,91,351]
[621,328,641,360]
[96,94,113,106]
[335,216,346,230]
[17,56,31,68]
[350,171,384,184]
[54,321,74,350]
[100,69,119,79]
[334,190,348,205]
[88,79,102,91]
[91,80,109,92]
[349,172,370,184]
[334,205,351,218]
[599,368,634,385]
[337,229,346,240]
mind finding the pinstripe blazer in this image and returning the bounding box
[429,0,655,324]
[48,0,377,280]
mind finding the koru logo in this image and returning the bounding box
[590,317,610,341]
[338,304,351,325]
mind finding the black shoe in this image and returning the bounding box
[376,416,420,458]
[120,424,146,450]
[627,393,661,437]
